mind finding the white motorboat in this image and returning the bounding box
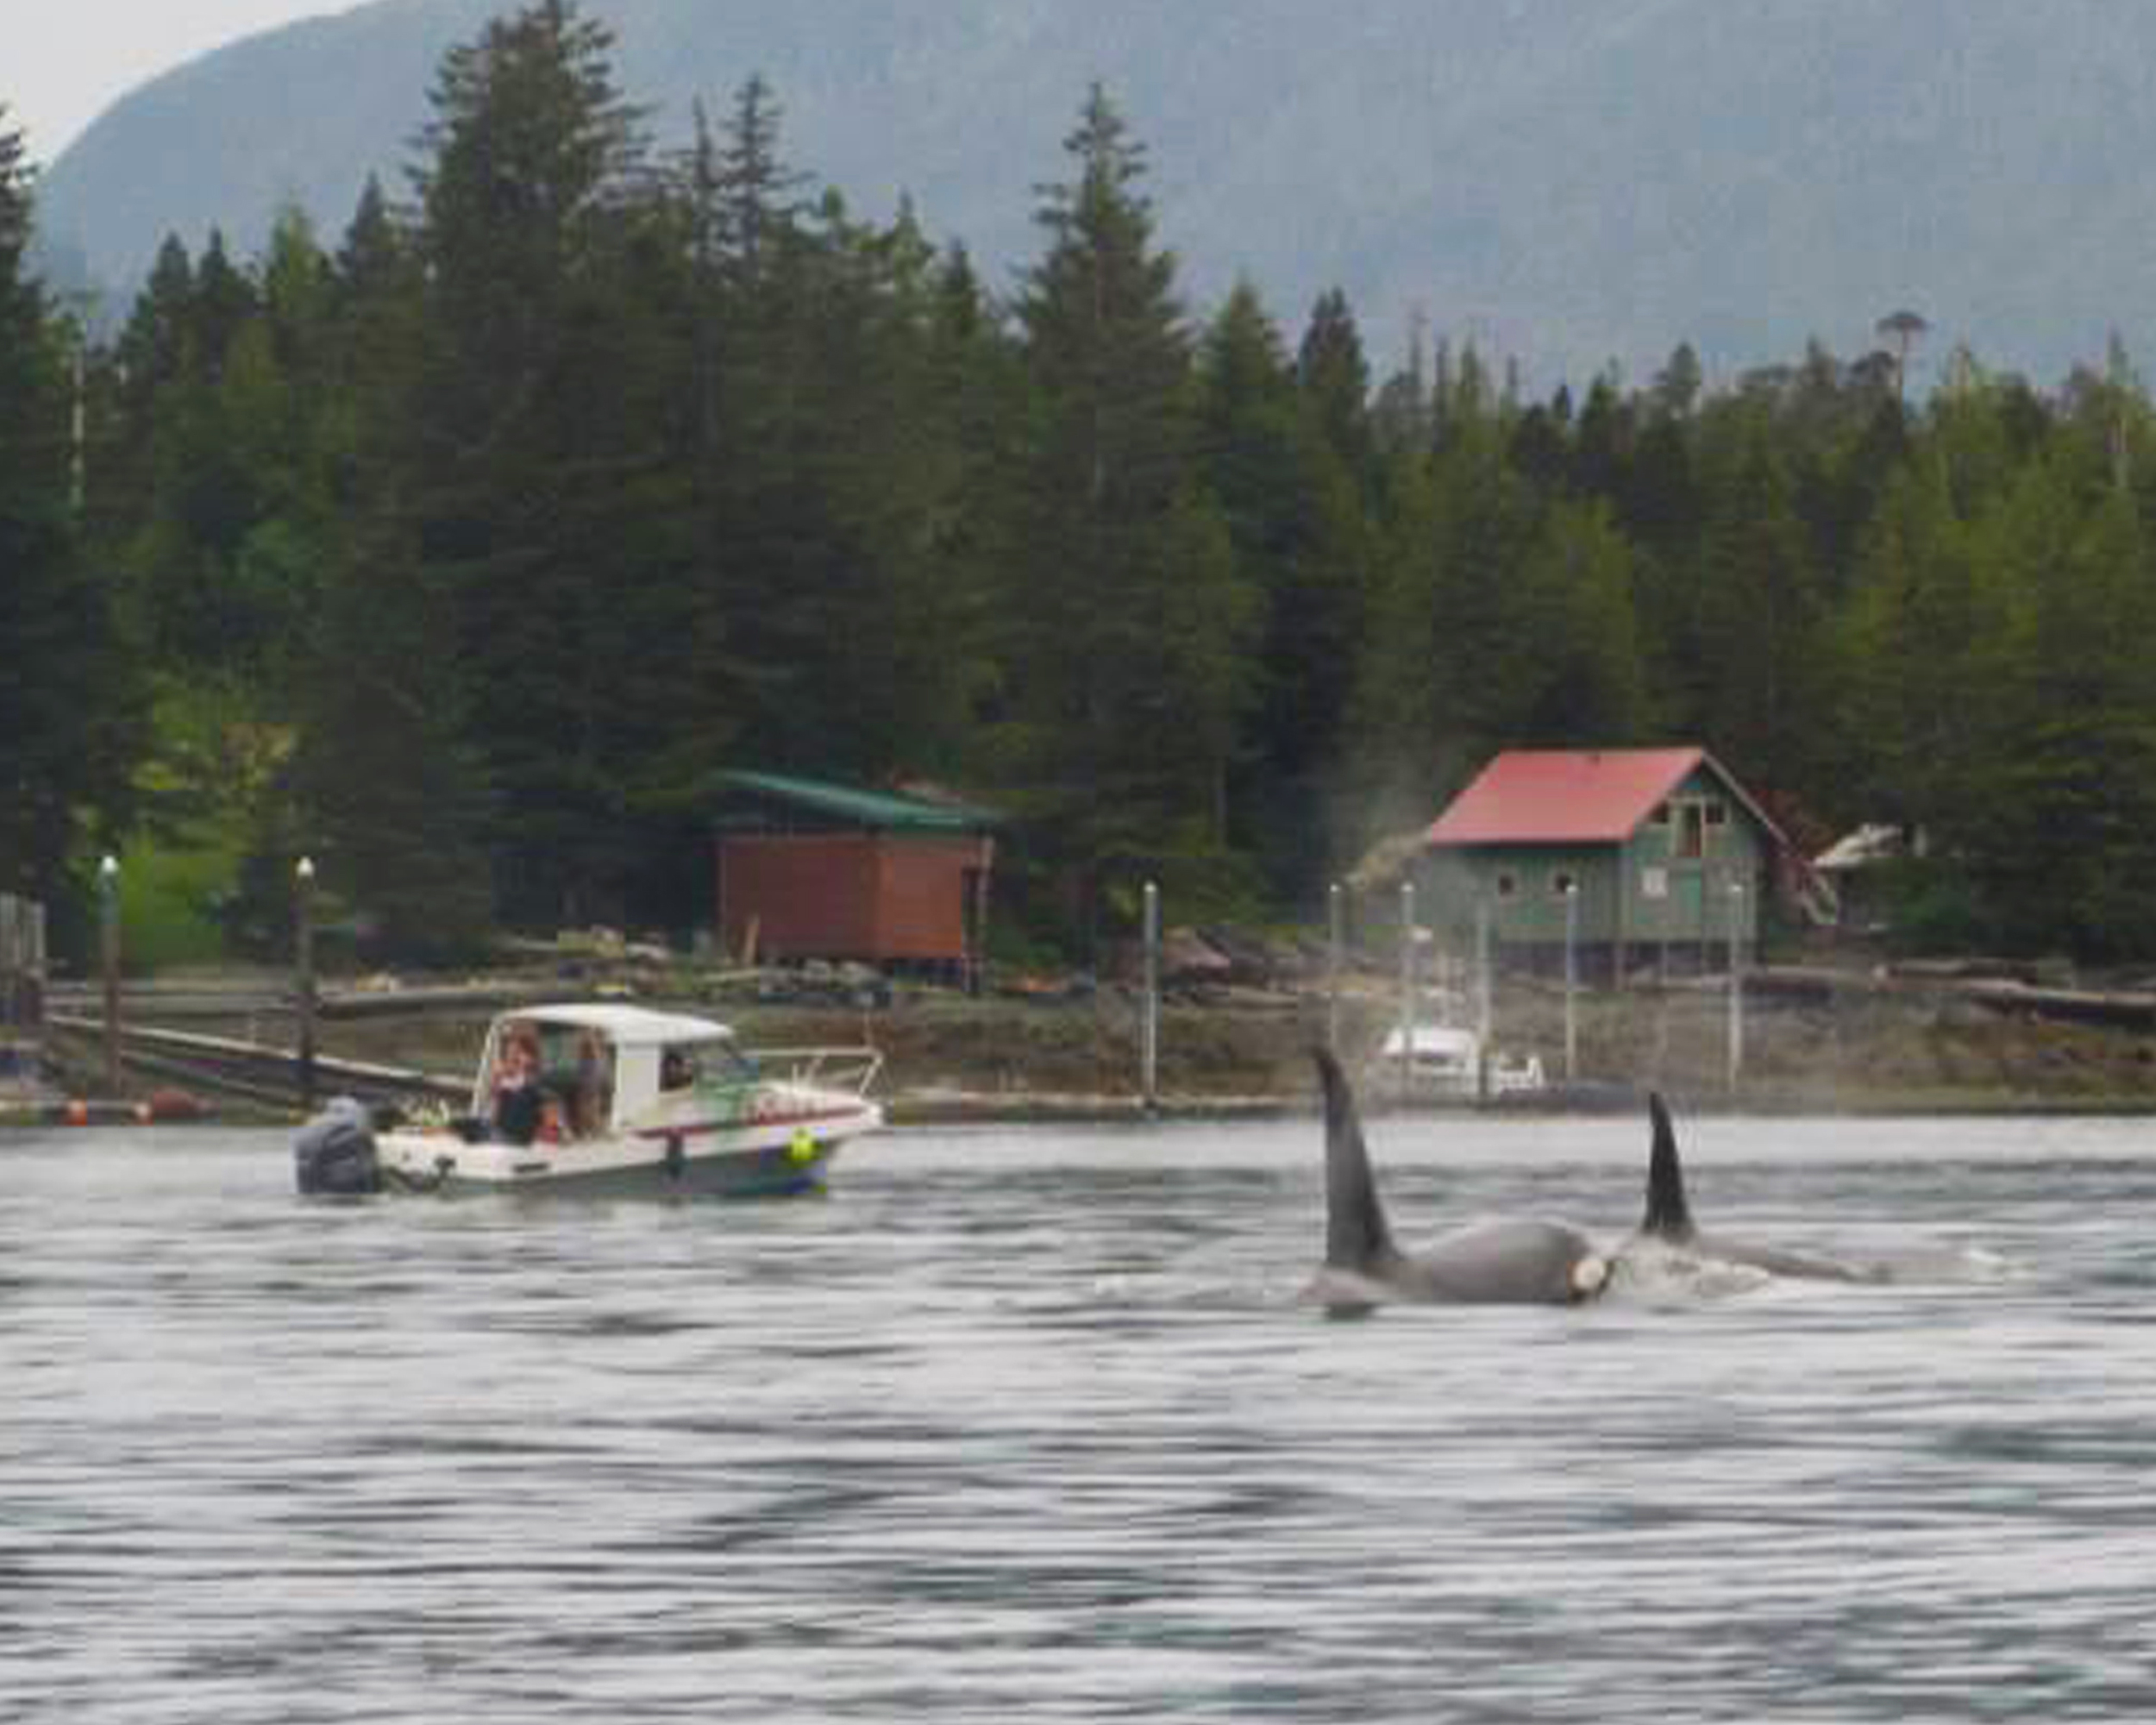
[296,1003,882,1197]
[1369,1022,1545,1106]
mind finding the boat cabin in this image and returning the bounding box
[1375,1024,1482,1100]
[473,1004,761,1145]
[1370,1022,1545,1103]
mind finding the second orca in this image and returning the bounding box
[1633,1092,1888,1283]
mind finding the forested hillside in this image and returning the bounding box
[34,0,2156,384]
[9,2,2156,967]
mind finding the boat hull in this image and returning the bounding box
[372,1107,879,1199]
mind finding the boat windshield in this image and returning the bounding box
[657,1036,758,1093]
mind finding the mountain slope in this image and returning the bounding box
[33,0,2156,383]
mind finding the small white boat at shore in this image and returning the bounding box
[296,1003,882,1197]
[1369,1022,1545,1107]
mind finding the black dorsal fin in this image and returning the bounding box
[1314,1046,1397,1270]
[1642,1091,1695,1241]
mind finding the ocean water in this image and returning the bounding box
[6,1111,2156,1722]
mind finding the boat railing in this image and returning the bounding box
[748,1044,884,1098]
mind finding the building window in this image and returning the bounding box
[1550,869,1578,900]
[1650,802,1672,826]
[1705,799,1729,829]
[1494,870,1519,900]
[1677,801,1707,860]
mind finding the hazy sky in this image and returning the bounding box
[4,1,343,164]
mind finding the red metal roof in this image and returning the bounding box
[1426,748,1777,845]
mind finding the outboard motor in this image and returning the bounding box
[294,1095,383,1196]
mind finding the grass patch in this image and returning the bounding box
[113,837,241,971]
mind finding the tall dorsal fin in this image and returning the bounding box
[1313,1046,1397,1270]
[1642,1092,1695,1240]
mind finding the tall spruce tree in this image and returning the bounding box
[1297,287,1374,481]
[295,503,499,962]
[101,235,194,543]
[1198,280,1364,898]
[407,0,660,924]
[1690,421,1827,794]
[1513,499,1650,743]
[0,112,138,905]
[1838,454,1991,836]
[790,195,990,779]
[1001,86,1256,925]
[1956,467,2156,956]
[682,78,856,775]
[285,174,498,960]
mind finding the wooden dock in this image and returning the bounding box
[41,1013,466,1114]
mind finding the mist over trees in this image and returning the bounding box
[9,3,2156,965]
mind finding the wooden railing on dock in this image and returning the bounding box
[43,1013,467,1111]
[1,894,52,1102]
[1,894,45,1027]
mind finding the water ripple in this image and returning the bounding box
[7,1119,2156,1721]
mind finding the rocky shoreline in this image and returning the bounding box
[25,949,2156,1121]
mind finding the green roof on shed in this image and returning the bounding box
[713,770,1000,833]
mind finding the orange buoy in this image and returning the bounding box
[64,1099,89,1126]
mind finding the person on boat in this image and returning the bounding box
[572,1030,612,1136]
[491,1026,546,1145]
[535,1093,571,1145]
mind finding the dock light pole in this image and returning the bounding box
[1563,880,1580,1084]
[1475,897,1494,1101]
[1727,878,1745,1096]
[296,856,317,1112]
[1326,882,1344,1053]
[1140,881,1160,1110]
[98,855,120,1095]
[1397,881,1417,1107]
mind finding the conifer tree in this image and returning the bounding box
[111,223,293,687]
[283,172,498,960]
[292,502,499,962]
[189,230,258,385]
[406,0,660,923]
[912,241,1019,762]
[797,197,993,779]
[0,111,139,902]
[681,78,849,775]
[1689,423,1825,794]
[1571,373,1633,504]
[1957,469,2156,955]
[1001,85,1257,919]
[1199,280,1363,895]
[1514,499,1650,744]
[1838,455,1990,834]
[103,235,195,528]
[1297,287,1373,480]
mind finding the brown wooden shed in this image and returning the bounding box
[713,772,1000,978]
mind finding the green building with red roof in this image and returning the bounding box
[1420,748,1787,977]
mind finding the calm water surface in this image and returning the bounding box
[6,1112,2156,1722]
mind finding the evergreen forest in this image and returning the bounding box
[9,1,2156,968]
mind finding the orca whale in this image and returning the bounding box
[1636,1093,1886,1283]
[1306,1048,1609,1309]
